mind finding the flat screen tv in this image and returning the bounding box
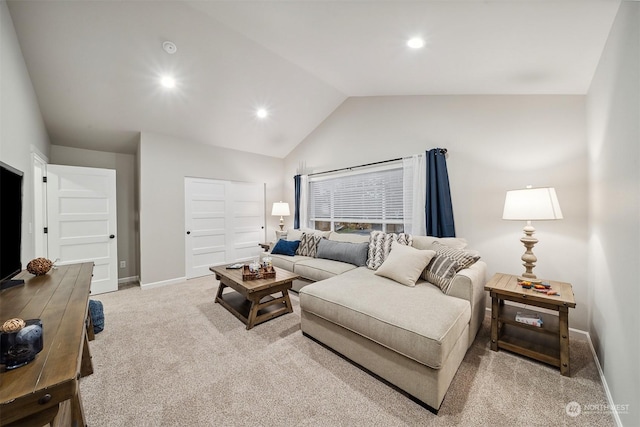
[0,161,24,289]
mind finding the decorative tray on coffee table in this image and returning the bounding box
[242,265,275,281]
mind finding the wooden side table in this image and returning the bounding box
[484,273,576,376]
[258,242,271,252]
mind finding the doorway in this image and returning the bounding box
[40,164,118,294]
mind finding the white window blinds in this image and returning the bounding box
[309,167,403,224]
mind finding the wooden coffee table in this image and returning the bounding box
[210,265,299,329]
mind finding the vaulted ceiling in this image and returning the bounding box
[7,0,620,157]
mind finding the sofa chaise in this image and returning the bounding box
[269,229,487,411]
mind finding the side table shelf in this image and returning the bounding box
[497,305,561,368]
[499,304,559,337]
[485,273,576,376]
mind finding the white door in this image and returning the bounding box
[185,178,265,279]
[185,178,228,279]
[229,181,265,262]
[47,165,118,295]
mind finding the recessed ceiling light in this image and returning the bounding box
[407,37,425,49]
[160,75,176,89]
[256,108,268,119]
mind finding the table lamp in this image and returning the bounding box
[271,202,290,231]
[502,186,563,282]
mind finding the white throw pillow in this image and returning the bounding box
[374,241,436,287]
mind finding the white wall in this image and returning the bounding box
[586,2,639,425]
[138,132,284,286]
[0,0,50,265]
[50,144,139,282]
[284,95,590,330]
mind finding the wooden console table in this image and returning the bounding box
[0,262,95,427]
[485,273,576,376]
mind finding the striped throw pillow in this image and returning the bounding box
[424,242,480,293]
[366,231,413,270]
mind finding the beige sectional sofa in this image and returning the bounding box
[270,229,367,292]
[269,229,487,412]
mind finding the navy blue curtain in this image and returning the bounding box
[425,149,456,237]
[294,175,301,229]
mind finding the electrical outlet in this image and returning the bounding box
[119,261,126,269]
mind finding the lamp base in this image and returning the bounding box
[518,222,541,283]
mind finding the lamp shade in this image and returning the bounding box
[271,202,290,217]
[502,187,563,221]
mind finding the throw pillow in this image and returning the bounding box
[366,230,413,270]
[296,233,323,257]
[374,242,436,287]
[424,241,480,293]
[271,239,301,257]
[316,239,369,267]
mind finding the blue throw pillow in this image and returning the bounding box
[271,239,301,256]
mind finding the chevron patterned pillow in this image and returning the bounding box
[423,241,480,293]
[296,233,323,257]
[366,230,413,270]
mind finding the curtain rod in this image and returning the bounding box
[306,148,447,177]
[308,157,401,177]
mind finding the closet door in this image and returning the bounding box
[185,178,264,279]
[228,181,265,262]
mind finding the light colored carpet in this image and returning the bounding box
[80,276,615,426]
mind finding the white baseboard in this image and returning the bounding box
[574,328,623,427]
[483,307,621,426]
[140,276,186,290]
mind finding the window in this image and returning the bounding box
[309,165,404,234]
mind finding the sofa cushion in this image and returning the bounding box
[317,239,369,267]
[328,232,370,244]
[294,258,358,282]
[411,235,468,251]
[424,242,481,293]
[300,267,471,369]
[270,253,310,271]
[374,242,436,287]
[296,233,323,257]
[286,228,331,242]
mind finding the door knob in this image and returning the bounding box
[187,231,191,235]
[109,234,115,239]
